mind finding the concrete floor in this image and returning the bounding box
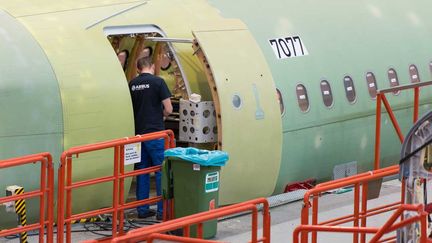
[217,179,402,242]
[0,179,405,242]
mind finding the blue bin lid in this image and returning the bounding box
[164,147,229,166]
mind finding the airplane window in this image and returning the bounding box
[320,80,333,107]
[388,68,400,95]
[232,94,242,109]
[366,72,378,99]
[296,84,309,112]
[276,88,285,115]
[429,61,432,76]
[343,76,356,104]
[141,46,153,58]
[117,50,129,71]
[161,43,173,71]
[409,64,420,83]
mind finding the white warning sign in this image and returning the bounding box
[124,143,141,165]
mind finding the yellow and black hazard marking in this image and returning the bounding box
[14,187,28,243]
[70,217,101,224]
[53,217,102,226]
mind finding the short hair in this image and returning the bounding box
[137,56,153,70]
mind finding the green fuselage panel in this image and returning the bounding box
[208,0,432,192]
[1,1,432,224]
[193,24,282,204]
[16,5,136,217]
[0,10,63,225]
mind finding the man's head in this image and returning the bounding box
[137,56,154,74]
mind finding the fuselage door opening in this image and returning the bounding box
[104,26,192,146]
[191,23,283,204]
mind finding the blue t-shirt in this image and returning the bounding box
[129,73,172,134]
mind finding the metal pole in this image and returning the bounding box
[312,195,318,243]
[66,156,73,243]
[39,160,46,243]
[374,94,382,170]
[353,183,360,243]
[112,146,120,237]
[381,95,404,142]
[118,145,125,235]
[414,87,420,123]
[360,182,368,243]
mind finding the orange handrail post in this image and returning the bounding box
[360,181,368,243]
[353,183,360,243]
[0,153,54,243]
[374,93,382,170]
[118,145,125,235]
[197,223,204,238]
[57,130,175,243]
[414,86,420,123]
[311,195,318,243]
[420,210,428,243]
[300,201,310,243]
[251,204,258,243]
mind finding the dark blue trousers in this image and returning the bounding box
[135,139,164,216]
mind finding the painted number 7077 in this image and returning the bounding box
[268,36,309,59]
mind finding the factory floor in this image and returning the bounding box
[1,178,405,242]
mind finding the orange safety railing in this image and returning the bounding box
[374,80,432,170]
[0,152,54,243]
[57,130,175,243]
[94,198,271,243]
[125,233,224,243]
[294,204,429,243]
[295,81,432,242]
[82,233,224,243]
[300,165,400,243]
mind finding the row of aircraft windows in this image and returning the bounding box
[280,63,432,113]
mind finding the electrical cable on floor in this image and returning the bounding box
[1,211,163,240]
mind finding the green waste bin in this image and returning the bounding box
[163,147,229,239]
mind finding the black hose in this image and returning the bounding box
[399,137,432,165]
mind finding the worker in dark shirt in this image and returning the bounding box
[129,56,172,219]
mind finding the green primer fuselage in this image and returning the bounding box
[208,0,432,192]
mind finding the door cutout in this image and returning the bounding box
[104,25,191,146]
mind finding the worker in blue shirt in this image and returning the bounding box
[129,56,172,219]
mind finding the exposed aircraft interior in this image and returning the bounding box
[106,31,215,149]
